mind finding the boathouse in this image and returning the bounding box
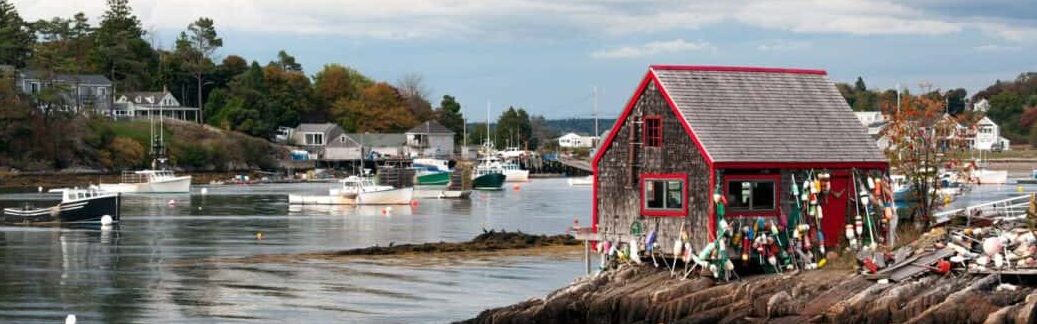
[592,65,888,253]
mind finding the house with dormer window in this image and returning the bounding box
[113,90,200,122]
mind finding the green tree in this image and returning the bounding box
[945,88,968,115]
[91,0,156,91]
[29,13,94,76]
[178,17,222,120]
[495,107,532,148]
[988,91,1025,141]
[435,95,464,144]
[273,50,302,72]
[854,76,867,92]
[0,0,34,67]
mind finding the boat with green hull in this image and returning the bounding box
[416,171,451,186]
[472,173,506,191]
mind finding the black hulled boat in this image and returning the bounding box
[2,188,121,224]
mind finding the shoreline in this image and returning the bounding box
[462,263,1036,323]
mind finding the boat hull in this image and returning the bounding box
[974,170,1008,185]
[568,176,593,186]
[416,172,451,185]
[289,187,414,205]
[504,170,530,182]
[99,176,192,193]
[3,194,120,224]
[58,194,121,223]
[473,173,506,190]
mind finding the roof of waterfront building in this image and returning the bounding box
[649,65,886,164]
[406,120,454,135]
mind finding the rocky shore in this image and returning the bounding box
[463,263,1037,323]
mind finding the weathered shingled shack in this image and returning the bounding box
[592,65,887,252]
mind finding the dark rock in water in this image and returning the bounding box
[329,230,578,256]
[460,265,1037,324]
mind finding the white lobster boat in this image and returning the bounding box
[99,170,192,193]
[289,176,414,205]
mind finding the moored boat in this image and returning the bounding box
[289,176,414,205]
[568,176,593,186]
[99,170,192,193]
[476,156,529,183]
[472,172,506,191]
[2,188,120,224]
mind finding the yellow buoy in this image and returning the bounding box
[1018,185,1025,193]
[256,232,264,240]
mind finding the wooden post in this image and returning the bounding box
[584,239,591,275]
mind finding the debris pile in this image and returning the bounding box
[863,210,1037,282]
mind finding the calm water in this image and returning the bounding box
[0,179,591,323]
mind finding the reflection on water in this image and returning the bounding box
[0,179,590,322]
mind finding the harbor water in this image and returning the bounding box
[0,179,590,323]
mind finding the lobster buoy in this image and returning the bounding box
[410,200,419,207]
[256,232,264,240]
[100,215,113,226]
[512,184,521,191]
[66,315,76,324]
[168,199,176,206]
[201,188,209,195]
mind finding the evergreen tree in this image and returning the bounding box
[0,0,34,67]
[435,95,464,144]
[92,0,157,91]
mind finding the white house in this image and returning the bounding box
[405,121,455,159]
[972,98,990,113]
[854,111,888,137]
[557,132,598,148]
[973,116,1011,151]
[113,91,199,122]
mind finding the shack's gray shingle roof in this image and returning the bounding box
[652,67,885,163]
[338,133,406,147]
[406,121,454,135]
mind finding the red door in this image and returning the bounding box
[820,173,850,248]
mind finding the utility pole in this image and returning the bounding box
[593,86,599,145]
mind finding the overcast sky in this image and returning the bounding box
[12,0,1037,119]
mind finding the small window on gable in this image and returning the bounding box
[641,173,687,217]
[644,116,662,147]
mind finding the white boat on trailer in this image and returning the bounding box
[289,176,414,205]
[99,170,192,193]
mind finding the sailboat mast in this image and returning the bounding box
[486,101,491,147]
[593,86,599,139]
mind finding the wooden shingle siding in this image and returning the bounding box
[596,81,711,249]
[653,69,885,163]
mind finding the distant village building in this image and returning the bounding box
[972,98,990,113]
[558,132,599,148]
[288,123,410,160]
[14,69,113,113]
[291,123,343,160]
[113,90,200,122]
[593,65,886,251]
[853,111,887,137]
[972,116,1011,151]
[405,121,455,159]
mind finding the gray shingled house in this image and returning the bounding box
[15,69,113,113]
[405,120,455,159]
[592,65,887,252]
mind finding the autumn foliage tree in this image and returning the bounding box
[881,95,971,227]
[331,83,416,133]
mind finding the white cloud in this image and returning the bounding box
[8,0,1036,43]
[973,44,1021,52]
[591,39,715,59]
[756,39,811,52]
[735,0,961,35]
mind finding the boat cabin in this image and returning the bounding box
[592,65,888,254]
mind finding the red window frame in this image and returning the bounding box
[640,173,688,217]
[722,174,781,218]
[643,116,662,147]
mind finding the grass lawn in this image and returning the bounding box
[988,148,1037,159]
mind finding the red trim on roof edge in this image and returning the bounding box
[650,65,827,76]
[650,71,715,165]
